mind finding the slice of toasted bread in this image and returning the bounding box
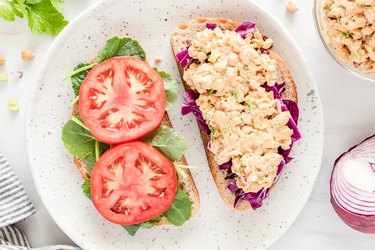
[71,102,200,224]
[170,17,298,211]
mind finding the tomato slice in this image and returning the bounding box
[90,142,177,225]
[79,56,166,144]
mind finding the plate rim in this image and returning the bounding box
[25,0,325,249]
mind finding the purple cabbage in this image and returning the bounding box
[260,48,270,55]
[219,160,232,170]
[175,46,192,69]
[181,91,210,134]
[283,99,299,124]
[206,23,217,30]
[235,21,256,39]
[264,82,301,142]
[222,157,287,209]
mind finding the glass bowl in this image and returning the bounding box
[313,0,375,82]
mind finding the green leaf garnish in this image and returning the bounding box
[154,68,178,110]
[142,125,187,161]
[122,224,141,236]
[27,0,68,35]
[71,63,91,96]
[163,190,192,226]
[61,37,146,82]
[96,36,146,63]
[62,116,109,160]
[81,179,91,199]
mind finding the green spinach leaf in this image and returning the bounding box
[71,63,90,96]
[142,125,187,161]
[163,190,192,226]
[81,179,91,199]
[63,37,146,82]
[96,37,146,63]
[122,224,141,236]
[61,116,108,160]
[154,68,178,110]
[84,156,96,175]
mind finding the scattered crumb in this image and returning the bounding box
[154,57,162,63]
[22,49,34,61]
[8,98,19,112]
[0,72,8,82]
[287,1,299,13]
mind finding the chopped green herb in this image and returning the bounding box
[206,89,216,95]
[209,127,216,138]
[341,31,353,39]
[198,46,205,52]
[323,4,329,10]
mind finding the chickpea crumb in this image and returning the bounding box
[0,56,5,65]
[7,98,19,113]
[154,57,162,63]
[22,50,34,61]
[287,1,299,13]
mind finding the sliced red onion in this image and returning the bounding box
[331,135,375,233]
[235,21,256,39]
[206,23,217,30]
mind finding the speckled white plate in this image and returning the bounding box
[25,0,324,249]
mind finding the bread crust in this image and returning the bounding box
[170,17,298,211]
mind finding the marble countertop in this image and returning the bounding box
[0,0,374,249]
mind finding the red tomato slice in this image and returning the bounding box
[90,142,177,225]
[79,56,166,144]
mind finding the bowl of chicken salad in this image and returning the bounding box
[314,0,375,82]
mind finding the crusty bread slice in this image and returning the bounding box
[71,102,200,225]
[170,17,298,211]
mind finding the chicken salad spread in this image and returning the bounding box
[183,27,293,193]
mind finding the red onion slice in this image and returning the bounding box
[330,135,375,233]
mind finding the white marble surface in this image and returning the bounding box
[0,0,374,249]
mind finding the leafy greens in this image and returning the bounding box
[0,0,68,35]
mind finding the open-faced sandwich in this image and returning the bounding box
[61,37,199,235]
[170,18,301,211]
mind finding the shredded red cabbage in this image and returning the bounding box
[260,48,270,54]
[176,46,192,69]
[235,21,256,39]
[263,83,301,142]
[206,23,217,30]
[181,91,210,134]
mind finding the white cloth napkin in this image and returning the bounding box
[0,153,79,250]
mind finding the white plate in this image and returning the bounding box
[25,0,324,249]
